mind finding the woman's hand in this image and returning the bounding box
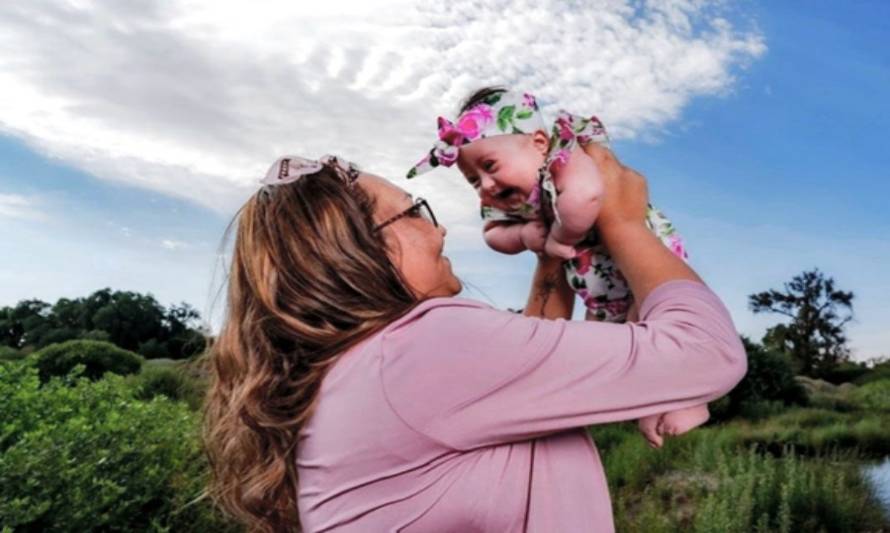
[581,143,649,232]
[580,142,702,303]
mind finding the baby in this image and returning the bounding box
[406,87,709,448]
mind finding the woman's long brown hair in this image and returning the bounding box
[201,166,418,532]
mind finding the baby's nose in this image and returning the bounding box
[479,175,497,193]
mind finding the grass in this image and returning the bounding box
[589,396,890,532]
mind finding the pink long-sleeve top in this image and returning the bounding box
[296,280,747,532]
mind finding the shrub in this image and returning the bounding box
[0,362,237,531]
[81,329,112,342]
[138,338,169,359]
[854,362,890,386]
[796,376,858,411]
[850,379,890,411]
[130,364,207,411]
[689,445,882,533]
[819,361,872,385]
[715,338,808,420]
[0,346,24,362]
[30,339,144,383]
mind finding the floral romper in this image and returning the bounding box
[481,110,690,322]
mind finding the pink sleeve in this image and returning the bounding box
[379,280,748,451]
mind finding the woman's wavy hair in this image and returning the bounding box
[201,165,418,532]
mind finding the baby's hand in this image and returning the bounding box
[520,220,548,254]
[544,233,577,260]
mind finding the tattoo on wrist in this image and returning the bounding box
[535,272,558,313]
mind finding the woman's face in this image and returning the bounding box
[358,174,462,299]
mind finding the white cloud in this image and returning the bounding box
[0,0,765,248]
[161,238,190,250]
[0,193,47,221]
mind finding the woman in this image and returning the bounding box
[202,146,747,532]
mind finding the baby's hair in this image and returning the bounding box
[458,85,508,114]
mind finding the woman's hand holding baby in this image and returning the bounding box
[581,143,648,231]
[581,142,701,305]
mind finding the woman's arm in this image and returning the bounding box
[582,142,702,301]
[523,255,575,319]
[380,280,747,451]
[379,145,746,452]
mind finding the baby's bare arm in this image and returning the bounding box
[483,220,527,255]
[548,149,605,245]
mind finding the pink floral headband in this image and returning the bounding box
[406,90,548,179]
[259,154,360,189]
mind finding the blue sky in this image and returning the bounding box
[0,1,887,361]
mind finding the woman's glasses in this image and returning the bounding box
[373,197,438,232]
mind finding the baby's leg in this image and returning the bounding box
[658,404,710,436]
[483,221,527,255]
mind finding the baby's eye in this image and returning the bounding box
[483,160,496,171]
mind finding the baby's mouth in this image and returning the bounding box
[495,187,519,201]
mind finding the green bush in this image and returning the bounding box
[688,445,881,533]
[30,339,144,382]
[731,407,890,457]
[819,361,872,385]
[81,329,112,342]
[854,362,890,386]
[716,338,808,420]
[0,346,24,361]
[130,364,207,411]
[0,362,237,531]
[850,379,890,411]
[138,338,169,359]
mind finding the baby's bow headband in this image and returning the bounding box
[259,154,360,188]
[406,90,547,179]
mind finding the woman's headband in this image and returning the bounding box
[259,154,360,188]
[405,90,547,179]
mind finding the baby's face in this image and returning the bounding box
[456,133,548,208]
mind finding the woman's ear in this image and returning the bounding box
[531,130,550,156]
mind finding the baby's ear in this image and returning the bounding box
[531,130,550,156]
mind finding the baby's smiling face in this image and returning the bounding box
[456,132,550,209]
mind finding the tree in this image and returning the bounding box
[0,299,51,349]
[748,268,854,377]
[0,289,207,359]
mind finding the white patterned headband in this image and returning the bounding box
[259,154,360,189]
[406,90,548,179]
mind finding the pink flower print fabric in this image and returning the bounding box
[480,110,690,322]
[407,91,548,179]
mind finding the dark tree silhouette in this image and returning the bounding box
[748,268,854,377]
[0,289,206,359]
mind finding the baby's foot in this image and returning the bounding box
[544,235,577,260]
[638,413,664,449]
[658,404,710,437]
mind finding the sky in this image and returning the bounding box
[0,0,887,362]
